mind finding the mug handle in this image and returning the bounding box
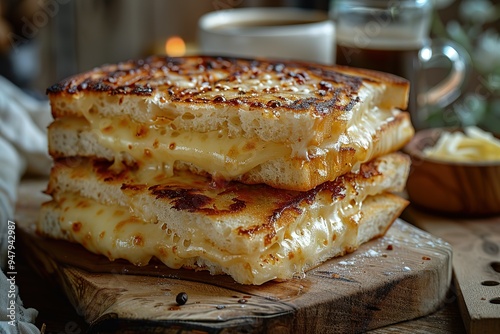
[417,39,471,109]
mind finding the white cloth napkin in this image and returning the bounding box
[0,76,51,334]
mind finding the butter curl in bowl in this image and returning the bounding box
[404,126,500,216]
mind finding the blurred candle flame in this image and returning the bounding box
[165,36,186,57]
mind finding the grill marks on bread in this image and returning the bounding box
[49,154,386,231]
[47,56,374,117]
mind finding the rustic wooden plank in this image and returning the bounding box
[407,208,500,334]
[368,294,466,334]
[16,179,453,333]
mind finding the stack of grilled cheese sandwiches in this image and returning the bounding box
[39,56,414,285]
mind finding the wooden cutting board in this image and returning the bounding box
[406,208,500,334]
[16,179,453,333]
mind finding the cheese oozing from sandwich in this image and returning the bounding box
[58,104,402,180]
[39,153,410,285]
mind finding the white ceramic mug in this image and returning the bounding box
[198,7,335,65]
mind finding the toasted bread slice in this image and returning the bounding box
[47,56,409,148]
[38,153,410,284]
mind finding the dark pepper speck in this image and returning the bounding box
[176,292,188,305]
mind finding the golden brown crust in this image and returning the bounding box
[47,55,409,118]
[328,64,409,110]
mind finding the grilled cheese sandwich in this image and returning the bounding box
[40,153,409,285]
[39,55,413,285]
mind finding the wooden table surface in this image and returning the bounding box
[15,242,467,334]
[14,178,470,334]
[15,245,467,334]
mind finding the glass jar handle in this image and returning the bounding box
[418,39,471,109]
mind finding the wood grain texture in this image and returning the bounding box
[407,208,500,334]
[368,297,466,334]
[16,179,453,333]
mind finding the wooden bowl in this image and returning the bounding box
[404,128,500,216]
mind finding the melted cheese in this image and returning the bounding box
[76,105,399,179]
[49,189,364,285]
[423,126,500,162]
[86,112,288,178]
